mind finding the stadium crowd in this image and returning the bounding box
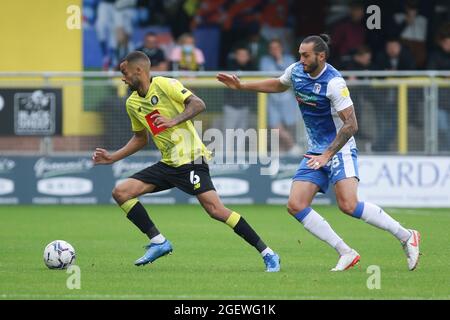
[83,0,450,72]
[84,0,450,153]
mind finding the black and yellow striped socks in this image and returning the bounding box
[225,211,268,253]
[120,198,160,240]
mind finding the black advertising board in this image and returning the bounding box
[0,88,62,136]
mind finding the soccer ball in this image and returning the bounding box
[43,240,76,269]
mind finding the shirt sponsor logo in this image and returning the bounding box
[37,177,93,196]
[145,110,167,135]
[295,92,317,107]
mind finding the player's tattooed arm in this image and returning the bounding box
[174,94,206,125]
[151,94,206,128]
[323,106,358,160]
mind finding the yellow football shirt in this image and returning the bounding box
[125,76,211,167]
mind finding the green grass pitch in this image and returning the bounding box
[0,205,449,300]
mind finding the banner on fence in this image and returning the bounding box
[0,155,449,207]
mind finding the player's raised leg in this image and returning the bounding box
[197,190,280,272]
[112,178,172,266]
[287,181,360,271]
[335,178,420,270]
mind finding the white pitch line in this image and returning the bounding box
[0,293,447,300]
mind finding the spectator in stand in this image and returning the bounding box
[427,23,450,151]
[228,47,256,71]
[96,0,118,70]
[163,0,198,40]
[427,23,450,70]
[113,0,138,66]
[222,47,256,152]
[259,39,302,156]
[392,0,428,68]
[259,0,293,52]
[341,45,374,73]
[373,38,416,152]
[219,0,264,68]
[330,1,366,66]
[190,0,227,30]
[136,32,169,71]
[115,27,134,70]
[169,33,205,71]
[231,24,268,68]
[375,37,416,71]
[341,46,377,148]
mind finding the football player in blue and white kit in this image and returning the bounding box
[217,34,420,271]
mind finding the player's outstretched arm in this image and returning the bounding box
[216,73,289,93]
[92,129,148,165]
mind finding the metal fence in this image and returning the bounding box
[0,71,449,156]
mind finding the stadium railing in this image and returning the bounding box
[0,70,449,156]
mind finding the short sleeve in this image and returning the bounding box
[159,78,193,104]
[278,63,296,87]
[126,102,145,132]
[326,77,353,112]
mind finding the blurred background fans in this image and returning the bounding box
[1,0,449,157]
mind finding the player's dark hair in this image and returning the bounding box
[302,34,331,59]
[124,51,151,66]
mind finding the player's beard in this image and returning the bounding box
[128,79,140,91]
[305,57,319,74]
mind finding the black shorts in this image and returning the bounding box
[130,158,216,195]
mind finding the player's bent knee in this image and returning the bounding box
[287,200,309,216]
[112,186,131,205]
[111,187,122,203]
[338,200,357,215]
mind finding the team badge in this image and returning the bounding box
[151,95,159,105]
[313,83,321,94]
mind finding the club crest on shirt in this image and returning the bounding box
[313,83,321,94]
[151,95,159,105]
